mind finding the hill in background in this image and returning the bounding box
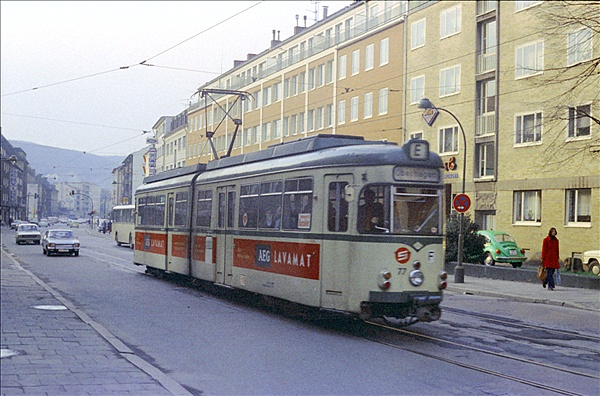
[12,140,125,190]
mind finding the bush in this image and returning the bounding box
[445,213,486,264]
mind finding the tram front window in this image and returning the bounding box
[393,187,440,235]
[357,186,441,235]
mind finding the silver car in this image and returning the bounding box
[42,229,80,256]
[15,223,41,245]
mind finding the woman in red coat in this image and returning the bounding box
[541,227,560,290]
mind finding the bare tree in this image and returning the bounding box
[529,1,600,169]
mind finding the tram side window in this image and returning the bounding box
[358,185,388,233]
[174,192,188,226]
[328,182,349,232]
[137,197,146,225]
[155,195,166,227]
[282,177,313,230]
[258,181,283,229]
[146,196,156,226]
[239,183,259,228]
[196,190,212,227]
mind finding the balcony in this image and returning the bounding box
[476,113,496,136]
[477,52,496,74]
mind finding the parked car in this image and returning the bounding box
[42,229,80,256]
[476,230,526,268]
[15,223,41,245]
[582,250,600,275]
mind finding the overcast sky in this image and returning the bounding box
[1,1,350,157]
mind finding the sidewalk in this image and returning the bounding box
[445,275,600,312]
[0,248,190,396]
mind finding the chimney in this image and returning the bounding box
[233,60,245,68]
[247,53,257,60]
[323,6,328,19]
[271,29,281,48]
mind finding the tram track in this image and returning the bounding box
[352,314,600,396]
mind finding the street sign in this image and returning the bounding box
[453,193,471,213]
[422,107,439,127]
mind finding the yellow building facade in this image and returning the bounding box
[155,0,599,262]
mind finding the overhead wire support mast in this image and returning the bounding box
[198,88,252,160]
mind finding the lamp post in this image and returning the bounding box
[418,98,467,283]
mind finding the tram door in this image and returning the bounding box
[165,192,175,272]
[215,186,236,285]
[321,174,354,311]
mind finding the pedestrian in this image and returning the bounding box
[541,227,560,290]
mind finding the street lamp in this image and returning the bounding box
[418,98,467,283]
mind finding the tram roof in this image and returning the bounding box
[206,134,373,171]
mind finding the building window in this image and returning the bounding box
[326,60,334,84]
[476,142,495,178]
[438,126,459,154]
[380,37,389,66]
[515,41,544,78]
[513,190,541,223]
[338,55,347,80]
[351,49,360,75]
[515,112,542,144]
[317,64,325,87]
[350,96,359,122]
[262,86,271,106]
[290,114,298,136]
[283,79,290,98]
[262,123,272,142]
[567,28,592,66]
[308,68,315,90]
[440,4,461,38]
[299,112,305,133]
[410,76,425,104]
[307,110,315,131]
[439,65,461,97]
[566,188,591,224]
[378,88,389,115]
[299,72,306,93]
[291,75,298,96]
[411,18,426,49]
[568,104,591,138]
[273,82,281,102]
[272,119,281,139]
[516,1,541,11]
[364,92,373,119]
[365,44,374,71]
[252,126,259,144]
[338,100,346,124]
[316,107,324,130]
[325,104,333,127]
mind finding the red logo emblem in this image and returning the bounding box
[395,247,410,264]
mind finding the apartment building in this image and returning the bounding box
[152,0,598,261]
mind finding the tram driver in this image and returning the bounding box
[358,188,385,233]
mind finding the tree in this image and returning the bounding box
[530,1,600,170]
[445,213,486,264]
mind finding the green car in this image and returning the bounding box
[476,230,526,268]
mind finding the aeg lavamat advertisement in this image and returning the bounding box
[234,239,320,280]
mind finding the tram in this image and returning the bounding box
[133,135,447,324]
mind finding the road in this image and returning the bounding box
[2,226,599,395]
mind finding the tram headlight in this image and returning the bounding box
[379,270,392,290]
[409,270,424,287]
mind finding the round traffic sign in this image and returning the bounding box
[453,193,471,213]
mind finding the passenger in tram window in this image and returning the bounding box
[282,194,299,229]
[358,188,384,233]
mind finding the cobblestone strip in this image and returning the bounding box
[1,248,191,395]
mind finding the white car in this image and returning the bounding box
[15,223,41,245]
[583,250,600,275]
[42,229,80,256]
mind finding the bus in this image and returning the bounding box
[133,135,446,325]
[110,204,135,248]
